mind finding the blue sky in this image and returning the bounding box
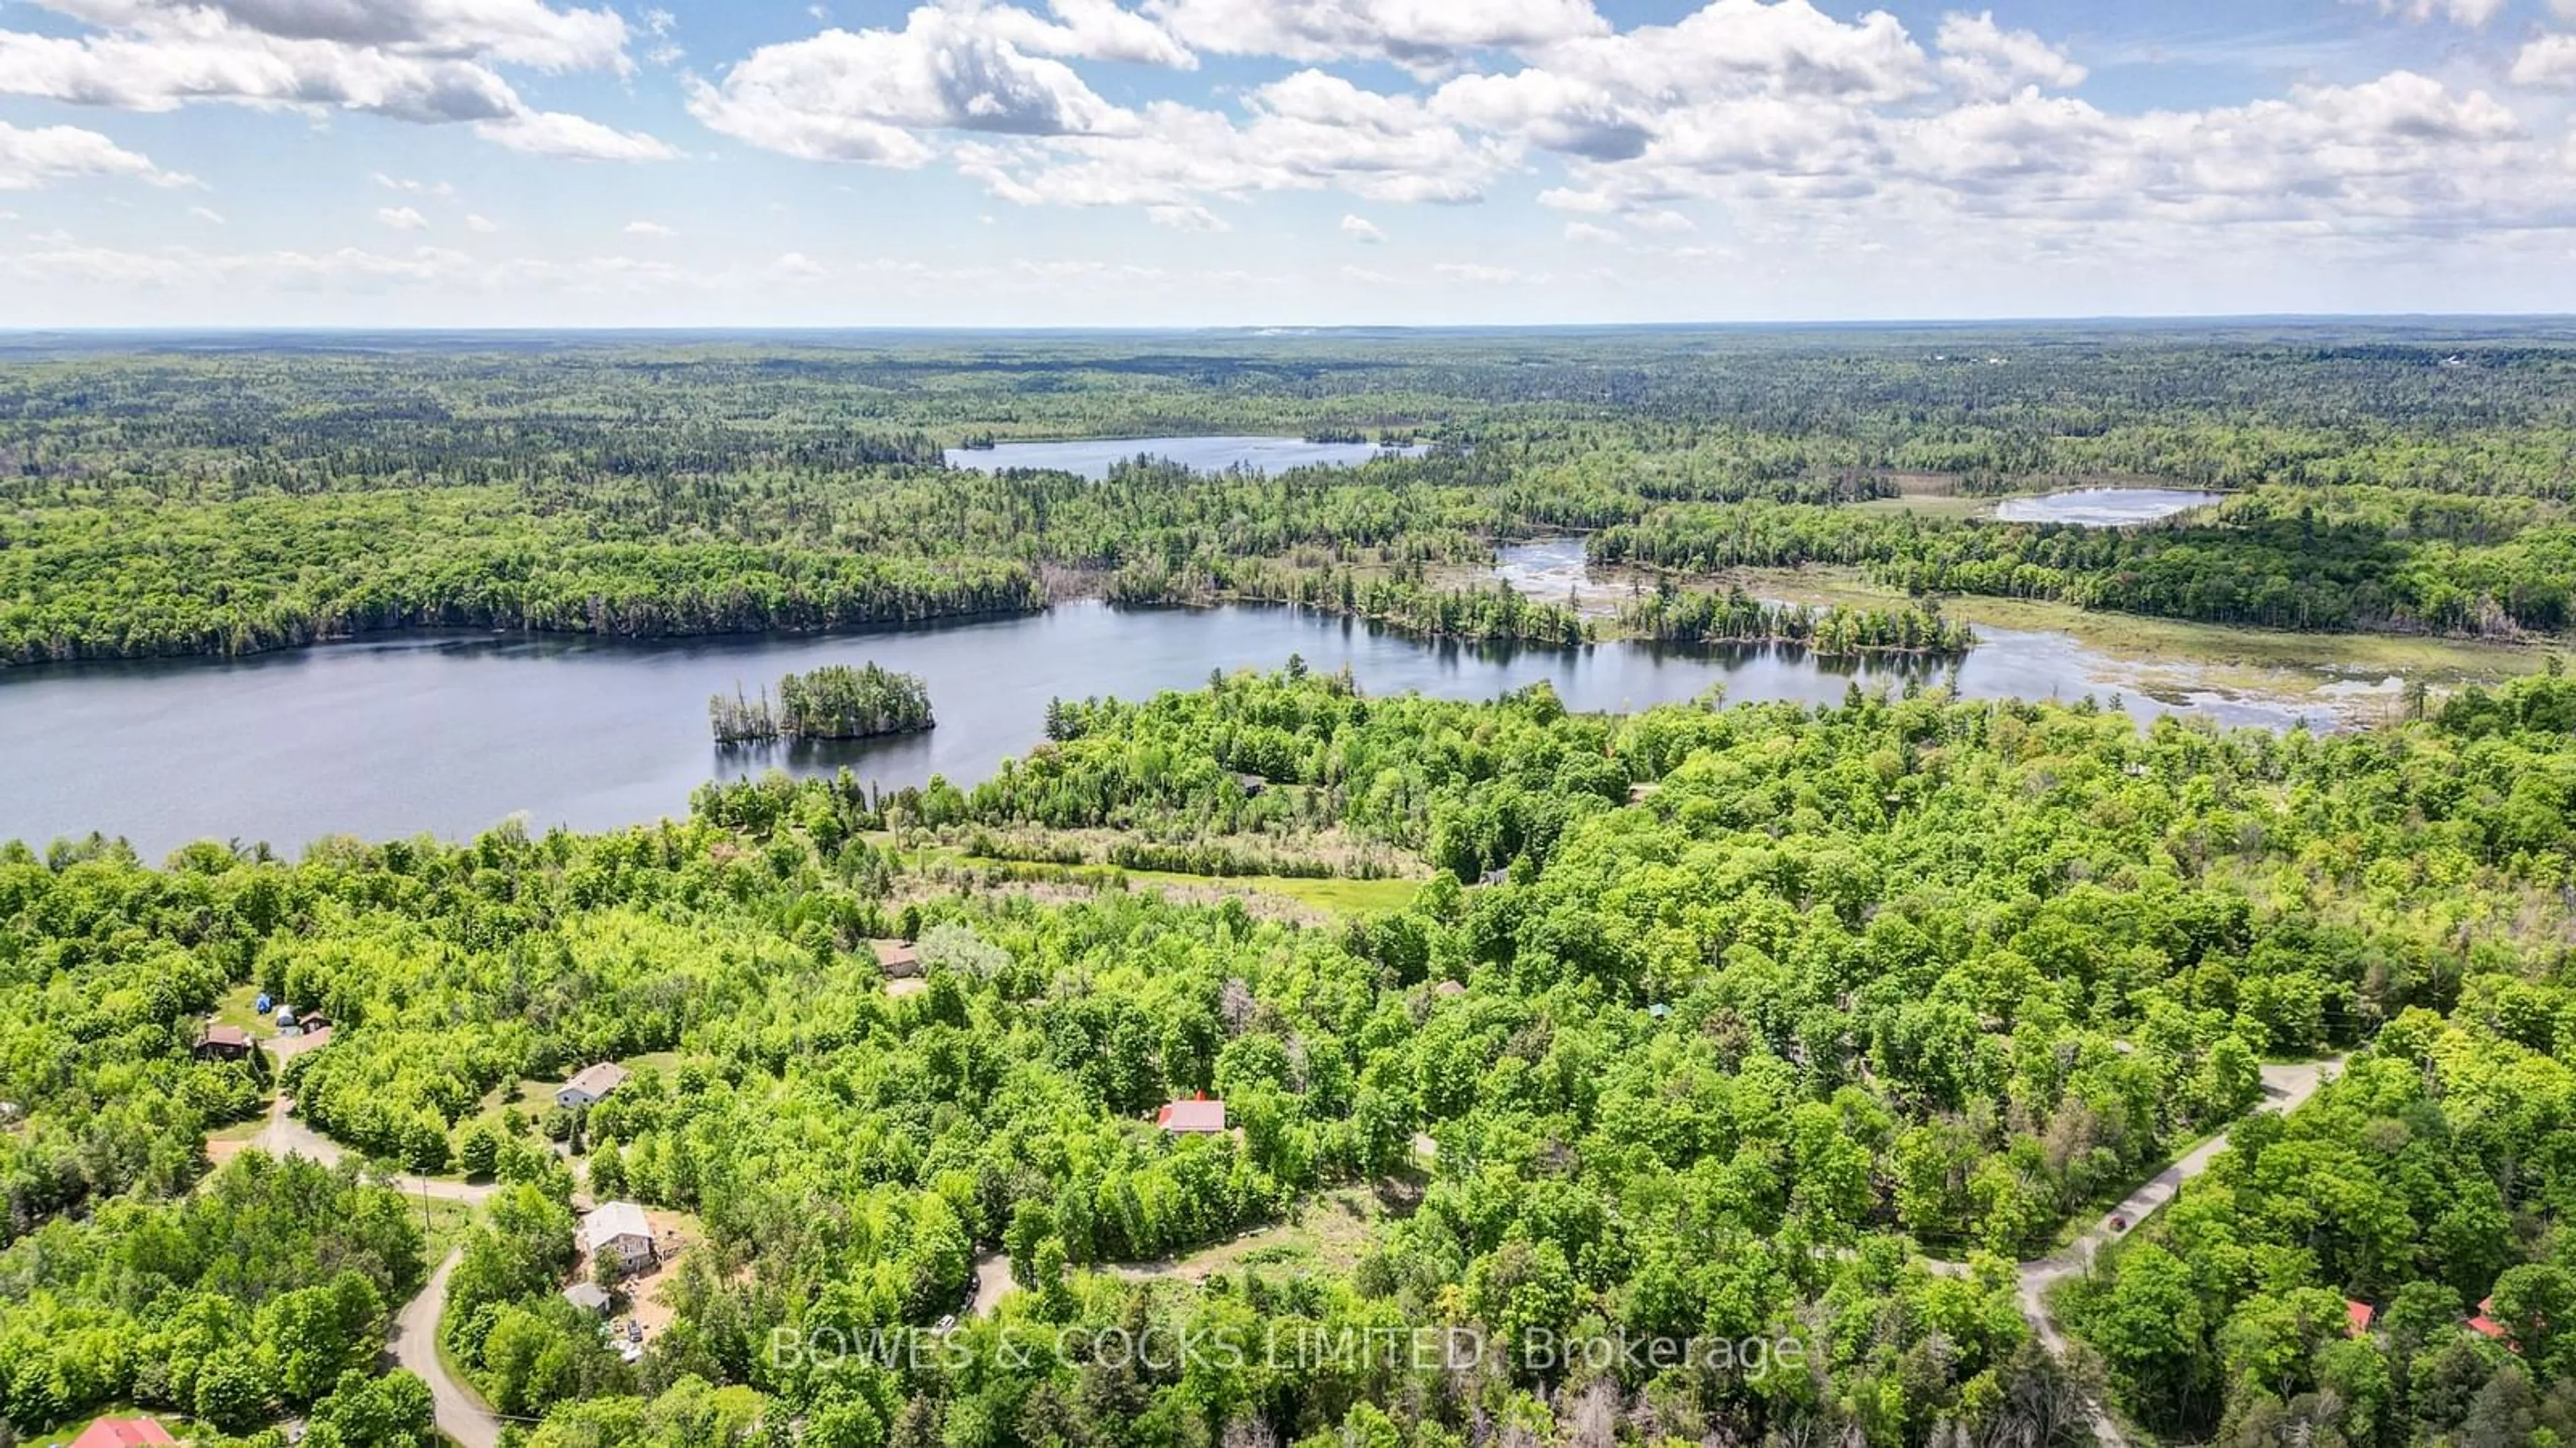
[1,0,2573,325]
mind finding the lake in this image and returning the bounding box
[1994,488,2226,525]
[945,435,1424,478]
[1,593,2337,859]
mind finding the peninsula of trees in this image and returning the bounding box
[708,663,933,744]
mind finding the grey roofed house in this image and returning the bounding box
[556,1061,631,1109]
[869,939,922,976]
[563,1281,612,1314]
[580,1200,659,1274]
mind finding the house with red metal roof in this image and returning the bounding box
[67,1418,178,1448]
[1156,1095,1227,1134]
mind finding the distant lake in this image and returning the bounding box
[945,435,1426,479]
[0,594,2337,860]
[1994,488,2226,525]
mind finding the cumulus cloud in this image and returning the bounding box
[623,219,674,236]
[189,204,224,223]
[771,249,825,278]
[374,204,427,228]
[686,6,1134,166]
[2512,33,2576,88]
[464,211,497,231]
[1937,11,2085,99]
[1340,211,1384,242]
[1145,0,1605,71]
[0,0,673,158]
[981,0,1194,68]
[0,118,192,189]
[1562,219,1621,244]
[953,70,1509,213]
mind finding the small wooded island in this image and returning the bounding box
[710,663,934,744]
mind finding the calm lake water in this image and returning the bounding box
[1,587,2336,858]
[945,435,1424,478]
[1994,488,2226,525]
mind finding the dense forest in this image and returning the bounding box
[10,326,2576,663]
[9,326,2576,1446]
[9,659,2576,1445]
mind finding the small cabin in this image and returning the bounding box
[1156,1095,1228,1135]
[1233,772,1268,797]
[870,939,922,978]
[580,1200,658,1275]
[557,1061,631,1110]
[275,1006,299,1029]
[564,1281,613,1315]
[194,1024,254,1062]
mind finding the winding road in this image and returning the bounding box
[392,1248,502,1448]
[1922,1057,2346,1444]
[246,1094,497,1203]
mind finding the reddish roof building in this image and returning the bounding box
[193,1023,253,1059]
[68,1418,178,1448]
[1156,1096,1228,1134]
[2346,1299,2375,1337]
[2467,1296,2515,1347]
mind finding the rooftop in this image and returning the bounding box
[68,1420,178,1448]
[563,1061,630,1098]
[1157,1097,1228,1133]
[582,1200,653,1251]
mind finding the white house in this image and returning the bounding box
[580,1200,657,1275]
[556,1061,630,1110]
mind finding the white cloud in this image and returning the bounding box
[374,204,427,229]
[2375,0,2506,25]
[687,6,1134,166]
[2511,33,2576,88]
[1433,261,1542,282]
[1630,207,1694,232]
[189,203,224,223]
[1339,211,1384,242]
[1936,11,2086,99]
[1145,0,1605,72]
[0,239,480,289]
[1562,219,1622,244]
[0,0,671,160]
[476,111,678,160]
[771,249,825,278]
[623,219,674,236]
[983,0,1195,68]
[464,211,497,231]
[1338,262,1395,282]
[34,0,628,68]
[1146,201,1228,229]
[0,119,192,190]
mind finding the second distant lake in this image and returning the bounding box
[944,435,1426,479]
[1994,488,2226,525]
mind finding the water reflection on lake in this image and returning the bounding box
[3,586,2337,858]
[944,435,1426,479]
[1993,488,2226,525]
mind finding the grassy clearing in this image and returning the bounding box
[28,1410,208,1447]
[1847,493,1998,521]
[1717,565,2548,701]
[875,833,1425,919]
[210,982,275,1039]
[457,1049,688,1144]
[949,854,1422,919]
[1106,1186,1391,1284]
